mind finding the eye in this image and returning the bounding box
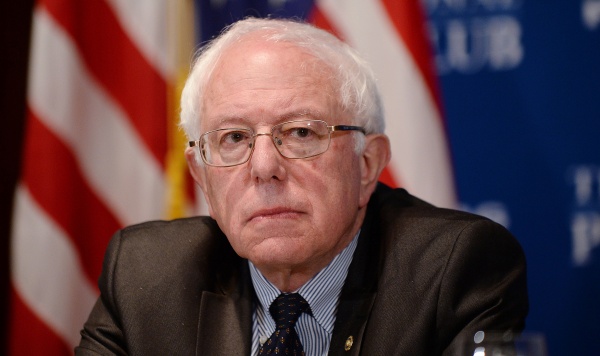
[291,127,312,138]
[276,120,326,142]
[221,130,250,144]
[285,127,317,140]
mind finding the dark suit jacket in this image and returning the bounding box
[76,185,528,355]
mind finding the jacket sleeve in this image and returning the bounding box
[76,230,128,355]
[437,218,529,356]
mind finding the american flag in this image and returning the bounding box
[7,0,454,354]
[308,0,455,205]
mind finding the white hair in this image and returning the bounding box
[180,17,384,154]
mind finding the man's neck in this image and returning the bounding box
[255,232,359,292]
[262,269,315,292]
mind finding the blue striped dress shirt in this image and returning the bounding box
[249,232,359,356]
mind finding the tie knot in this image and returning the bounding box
[270,293,309,329]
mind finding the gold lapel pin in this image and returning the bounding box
[345,335,354,351]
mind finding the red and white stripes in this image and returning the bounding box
[9,0,172,354]
[314,0,456,208]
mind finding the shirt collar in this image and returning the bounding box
[249,231,359,333]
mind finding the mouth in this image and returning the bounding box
[248,207,303,222]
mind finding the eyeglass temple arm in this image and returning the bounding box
[330,125,366,135]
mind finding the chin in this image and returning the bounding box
[250,240,310,267]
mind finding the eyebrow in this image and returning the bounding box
[208,110,325,129]
[282,110,322,120]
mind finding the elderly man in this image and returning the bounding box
[76,18,528,355]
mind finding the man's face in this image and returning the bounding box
[187,37,373,277]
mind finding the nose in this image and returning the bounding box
[249,133,287,182]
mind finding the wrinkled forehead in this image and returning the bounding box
[215,32,336,80]
[201,36,345,124]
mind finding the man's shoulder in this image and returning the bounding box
[106,216,232,267]
[369,183,514,247]
[119,216,222,242]
[371,183,487,223]
[100,216,240,294]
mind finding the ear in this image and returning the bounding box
[184,147,215,217]
[358,134,391,207]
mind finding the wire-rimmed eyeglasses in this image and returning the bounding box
[188,119,366,167]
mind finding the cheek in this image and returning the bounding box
[204,171,245,226]
[304,151,361,218]
[325,142,361,188]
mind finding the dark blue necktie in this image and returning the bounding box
[259,293,309,356]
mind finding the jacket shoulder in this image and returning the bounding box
[353,184,528,355]
[371,183,501,226]
[119,216,222,242]
[108,216,228,261]
[100,216,237,297]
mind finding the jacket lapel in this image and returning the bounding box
[329,197,382,355]
[196,241,254,355]
[196,291,253,355]
[329,292,377,355]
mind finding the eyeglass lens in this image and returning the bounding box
[196,119,363,167]
[201,120,330,166]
